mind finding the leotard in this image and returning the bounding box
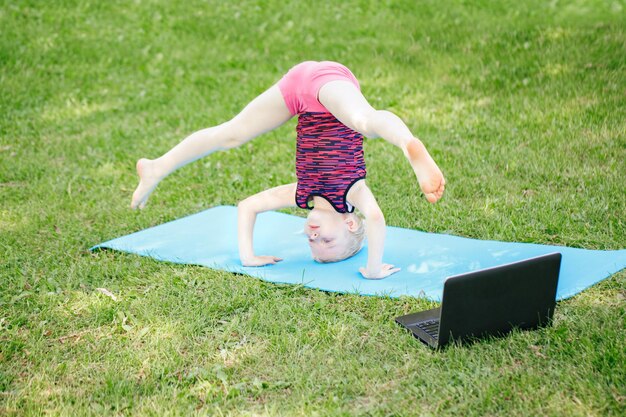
[278,61,367,213]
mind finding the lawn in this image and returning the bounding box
[1,0,625,415]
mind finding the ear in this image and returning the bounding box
[344,215,359,232]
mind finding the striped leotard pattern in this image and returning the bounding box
[295,112,367,213]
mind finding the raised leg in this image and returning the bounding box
[131,84,292,209]
[318,80,445,203]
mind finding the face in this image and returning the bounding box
[305,208,355,261]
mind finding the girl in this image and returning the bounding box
[131,61,445,279]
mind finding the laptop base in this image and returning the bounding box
[395,307,441,348]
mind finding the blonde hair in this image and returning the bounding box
[313,213,365,263]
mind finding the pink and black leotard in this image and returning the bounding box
[278,61,367,213]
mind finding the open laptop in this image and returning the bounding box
[395,252,562,349]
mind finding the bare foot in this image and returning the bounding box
[406,139,446,203]
[130,158,163,209]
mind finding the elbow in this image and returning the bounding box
[238,197,260,216]
[366,208,385,224]
[237,198,252,213]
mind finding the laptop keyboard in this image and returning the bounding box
[416,319,439,339]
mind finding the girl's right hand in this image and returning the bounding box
[241,255,283,267]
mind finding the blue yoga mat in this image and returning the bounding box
[93,206,626,300]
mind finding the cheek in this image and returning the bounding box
[333,228,350,243]
[308,245,322,261]
[323,217,349,236]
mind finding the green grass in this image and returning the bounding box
[1,0,625,415]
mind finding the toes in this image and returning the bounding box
[131,190,144,209]
[425,188,445,203]
[425,193,438,203]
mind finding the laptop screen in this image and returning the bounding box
[437,253,561,346]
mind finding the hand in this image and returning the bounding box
[359,264,401,280]
[241,255,283,267]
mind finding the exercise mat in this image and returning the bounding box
[92,206,626,300]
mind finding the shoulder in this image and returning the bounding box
[346,180,384,218]
[346,179,370,204]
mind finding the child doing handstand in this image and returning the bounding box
[131,61,445,279]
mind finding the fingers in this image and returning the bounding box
[386,267,401,276]
[382,264,401,276]
[242,256,283,267]
[260,256,283,266]
[360,265,402,279]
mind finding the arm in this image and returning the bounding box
[347,181,400,279]
[238,183,297,267]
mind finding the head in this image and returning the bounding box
[305,207,365,263]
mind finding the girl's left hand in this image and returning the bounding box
[359,264,401,280]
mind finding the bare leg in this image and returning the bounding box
[131,84,292,209]
[318,81,445,203]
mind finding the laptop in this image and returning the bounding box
[395,252,562,349]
